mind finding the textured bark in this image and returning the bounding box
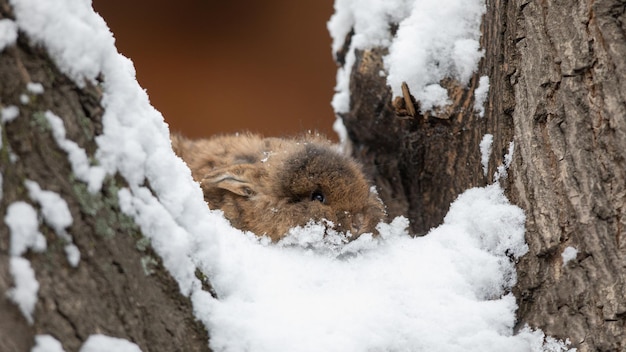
[341,48,492,235]
[337,0,626,350]
[508,1,626,350]
[0,3,210,351]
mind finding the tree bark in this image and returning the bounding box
[0,3,210,351]
[338,0,626,351]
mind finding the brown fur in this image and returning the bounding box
[171,133,386,241]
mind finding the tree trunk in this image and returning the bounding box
[338,0,626,351]
[0,3,210,351]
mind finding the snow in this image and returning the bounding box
[332,117,349,152]
[495,141,515,181]
[203,186,532,352]
[27,82,45,94]
[480,133,494,177]
[25,180,72,236]
[31,335,66,352]
[328,0,485,113]
[6,0,574,350]
[1,104,19,122]
[79,335,142,352]
[10,0,114,87]
[5,202,45,324]
[475,75,490,117]
[25,180,80,267]
[562,246,578,266]
[0,18,17,51]
[5,201,46,256]
[7,257,39,324]
[45,111,106,193]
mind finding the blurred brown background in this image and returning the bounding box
[93,0,337,140]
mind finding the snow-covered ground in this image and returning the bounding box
[2,0,575,351]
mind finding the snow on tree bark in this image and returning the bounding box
[0,3,210,351]
[335,0,626,351]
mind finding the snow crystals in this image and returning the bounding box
[480,133,494,177]
[25,180,80,267]
[44,111,106,193]
[31,335,66,352]
[0,18,17,51]
[328,0,486,114]
[562,246,578,266]
[79,335,142,352]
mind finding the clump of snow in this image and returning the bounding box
[6,257,39,324]
[5,201,46,256]
[10,0,115,87]
[31,335,66,352]
[79,335,142,352]
[25,180,80,267]
[562,246,578,266]
[495,141,515,181]
[475,75,490,117]
[25,180,72,236]
[518,326,575,352]
[480,133,494,177]
[201,185,572,352]
[4,202,45,324]
[44,111,106,193]
[332,117,349,152]
[328,0,485,113]
[27,82,45,94]
[65,244,81,267]
[0,19,18,51]
[9,0,575,350]
[1,105,19,122]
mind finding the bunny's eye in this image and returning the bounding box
[310,190,325,203]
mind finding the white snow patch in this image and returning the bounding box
[0,19,18,51]
[44,111,106,193]
[328,0,485,113]
[31,335,67,352]
[562,246,578,266]
[27,82,45,94]
[25,180,72,236]
[10,0,115,87]
[25,180,80,267]
[327,0,411,112]
[201,186,564,352]
[517,326,575,351]
[480,133,494,177]
[79,335,142,352]
[20,94,30,104]
[7,257,39,324]
[475,75,490,117]
[494,141,515,181]
[1,105,20,122]
[64,244,81,267]
[5,201,45,324]
[5,201,46,256]
[332,117,349,152]
[0,173,3,200]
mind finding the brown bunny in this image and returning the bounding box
[171,133,386,241]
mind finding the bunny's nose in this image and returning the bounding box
[350,214,365,235]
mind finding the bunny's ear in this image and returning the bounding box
[201,164,264,198]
